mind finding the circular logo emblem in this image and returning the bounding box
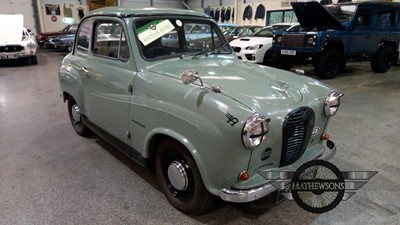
[149,24,157,30]
[290,160,345,213]
[51,16,57,22]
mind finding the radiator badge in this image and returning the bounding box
[312,126,320,136]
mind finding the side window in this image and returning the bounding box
[92,21,130,61]
[76,21,93,53]
[355,9,372,27]
[376,10,398,29]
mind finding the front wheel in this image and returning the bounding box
[371,47,395,73]
[314,50,343,79]
[67,97,91,136]
[155,139,214,215]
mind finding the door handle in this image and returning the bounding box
[82,66,90,77]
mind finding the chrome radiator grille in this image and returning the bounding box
[280,107,315,167]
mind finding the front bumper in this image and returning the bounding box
[235,49,258,63]
[219,139,336,203]
[0,52,36,60]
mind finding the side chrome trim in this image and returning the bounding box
[219,140,336,203]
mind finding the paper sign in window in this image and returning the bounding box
[137,20,175,46]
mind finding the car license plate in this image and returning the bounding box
[0,55,18,59]
[281,50,296,56]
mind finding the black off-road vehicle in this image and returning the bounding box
[267,1,400,79]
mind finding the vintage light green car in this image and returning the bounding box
[58,7,343,214]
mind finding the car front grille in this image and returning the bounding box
[282,34,304,48]
[0,45,24,52]
[232,47,241,52]
[280,107,315,167]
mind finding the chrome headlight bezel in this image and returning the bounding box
[324,92,344,117]
[304,35,316,47]
[242,114,269,149]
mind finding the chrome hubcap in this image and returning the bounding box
[71,104,81,124]
[167,160,188,191]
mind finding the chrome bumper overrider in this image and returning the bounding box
[219,140,336,203]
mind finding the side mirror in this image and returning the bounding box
[181,70,201,85]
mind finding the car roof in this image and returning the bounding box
[335,1,400,8]
[88,7,210,19]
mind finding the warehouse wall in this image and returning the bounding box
[38,0,89,32]
[188,0,346,26]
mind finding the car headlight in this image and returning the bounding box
[242,114,269,149]
[245,44,263,50]
[324,92,344,117]
[304,35,316,47]
[27,41,36,49]
[273,35,282,46]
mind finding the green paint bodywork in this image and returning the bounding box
[58,7,338,198]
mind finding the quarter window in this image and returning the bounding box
[76,21,93,53]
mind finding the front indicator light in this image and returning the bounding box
[239,171,249,181]
[321,132,330,141]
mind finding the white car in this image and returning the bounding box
[0,14,38,65]
[230,22,300,64]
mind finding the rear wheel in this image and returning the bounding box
[371,47,395,73]
[155,139,214,215]
[67,97,91,136]
[314,50,343,79]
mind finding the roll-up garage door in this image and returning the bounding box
[0,0,37,33]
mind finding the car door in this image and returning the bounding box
[349,8,374,54]
[82,18,136,145]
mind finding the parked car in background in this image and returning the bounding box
[268,1,400,78]
[37,23,78,48]
[224,25,264,42]
[230,22,300,64]
[51,34,75,51]
[59,8,342,215]
[0,14,38,65]
[218,23,239,34]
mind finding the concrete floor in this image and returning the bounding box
[0,50,399,225]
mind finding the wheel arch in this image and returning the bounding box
[377,39,398,53]
[321,38,344,56]
[145,128,215,194]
